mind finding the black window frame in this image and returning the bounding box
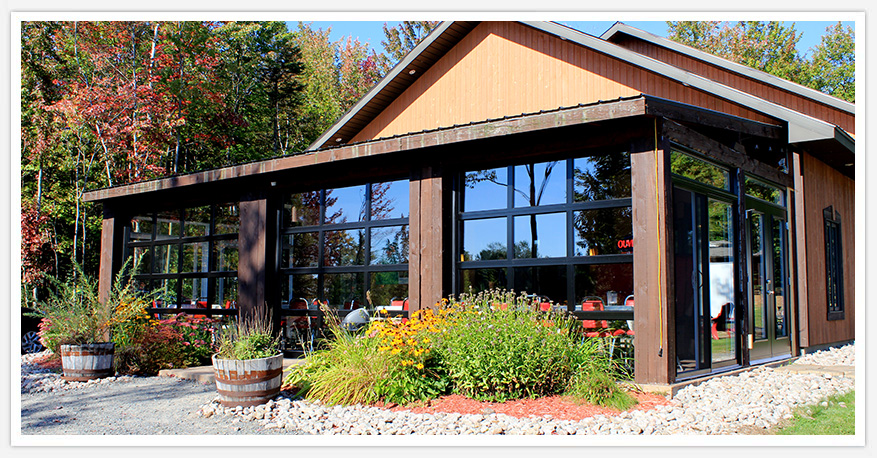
[124,202,240,315]
[824,206,845,321]
[279,179,410,308]
[454,151,634,309]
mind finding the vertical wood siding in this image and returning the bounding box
[613,36,855,135]
[351,22,776,143]
[800,152,855,346]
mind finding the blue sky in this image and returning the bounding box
[289,20,852,59]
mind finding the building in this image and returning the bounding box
[83,21,855,386]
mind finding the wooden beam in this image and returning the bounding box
[645,96,784,140]
[238,194,274,320]
[792,151,810,349]
[631,119,675,385]
[83,97,648,202]
[663,119,793,188]
[408,171,422,310]
[97,205,127,305]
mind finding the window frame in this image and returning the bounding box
[824,206,845,321]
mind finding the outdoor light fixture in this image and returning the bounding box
[408,69,416,75]
[336,137,343,143]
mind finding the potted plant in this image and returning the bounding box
[29,259,149,381]
[212,305,283,408]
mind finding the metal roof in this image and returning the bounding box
[600,22,854,115]
[312,20,852,154]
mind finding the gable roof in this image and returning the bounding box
[600,22,854,115]
[310,20,853,156]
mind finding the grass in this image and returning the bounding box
[775,390,855,435]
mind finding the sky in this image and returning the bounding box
[291,20,853,59]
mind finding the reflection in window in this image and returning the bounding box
[370,226,409,265]
[285,192,321,227]
[280,180,410,307]
[745,177,785,206]
[326,185,367,224]
[371,180,409,220]
[155,279,179,308]
[574,207,632,256]
[281,233,320,268]
[182,277,210,306]
[462,268,508,294]
[324,229,366,266]
[708,199,736,363]
[462,218,507,261]
[772,218,787,337]
[514,161,565,207]
[216,277,238,308]
[513,213,566,258]
[132,246,151,275]
[156,210,181,239]
[215,203,240,235]
[130,216,153,241]
[214,239,238,272]
[574,153,631,201]
[324,273,365,307]
[824,207,843,319]
[153,245,179,274]
[181,242,210,273]
[671,151,730,191]
[185,206,211,237]
[462,167,508,212]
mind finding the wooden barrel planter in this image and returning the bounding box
[212,353,284,408]
[59,343,115,381]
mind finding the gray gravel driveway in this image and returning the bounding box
[20,376,298,435]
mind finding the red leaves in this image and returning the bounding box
[21,203,54,284]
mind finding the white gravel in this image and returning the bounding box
[20,343,855,435]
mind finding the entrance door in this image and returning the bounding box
[746,202,791,361]
[673,186,739,377]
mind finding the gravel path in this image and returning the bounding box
[19,343,855,435]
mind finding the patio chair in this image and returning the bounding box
[284,297,315,352]
[580,296,607,329]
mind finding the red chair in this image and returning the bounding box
[624,295,635,336]
[580,298,607,329]
[711,302,732,340]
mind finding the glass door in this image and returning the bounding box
[674,185,739,377]
[746,201,791,361]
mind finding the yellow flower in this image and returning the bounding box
[415,363,424,370]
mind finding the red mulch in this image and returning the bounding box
[371,391,670,422]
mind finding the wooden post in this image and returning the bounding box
[238,193,277,322]
[97,205,127,305]
[631,119,675,385]
[408,166,445,311]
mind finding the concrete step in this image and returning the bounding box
[158,358,305,384]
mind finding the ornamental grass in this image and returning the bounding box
[287,289,634,409]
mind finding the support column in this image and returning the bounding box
[238,193,278,322]
[631,120,675,385]
[408,166,445,311]
[97,205,127,305]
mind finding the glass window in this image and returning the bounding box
[324,229,366,266]
[281,233,320,268]
[130,215,153,241]
[371,180,409,220]
[214,239,238,272]
[745,177,785,206]
[285,191,321,227]
[282,274,319,304]
[216,277,238,309]
[824,207,844,319]
[185,206,211,237]
[370,225,409,265]
[323,272,365,307]
[573,208,633,256]
[462,218,507,261]
[153,245,179,274]
[574,153,632,201]
[461,268,508,294]
[514,265,568,305]
[132,246,152,275]
[574,263,633,306]
[181,277,210,307]
[215,203,239,235]
[671,151,731,191]
[156,210,181,240]
[326,185,367,224]
[154,279,179,308]
[462,167,508,212]
[514,161,565,207]
[369,271,409,307]
[513,213,566,258]
[181,242,210,273]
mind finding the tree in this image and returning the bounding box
[808,22,855,102]
[377,21,441,73]
[666,21,854,102]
